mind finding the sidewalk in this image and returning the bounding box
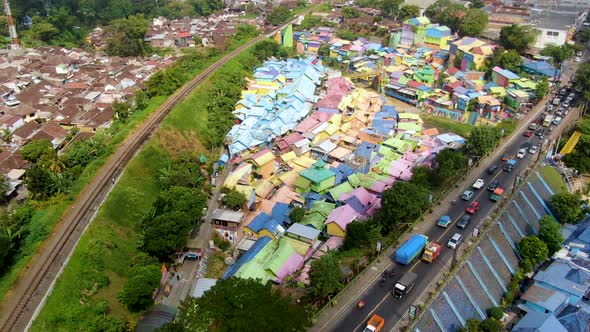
[310,95,550,332]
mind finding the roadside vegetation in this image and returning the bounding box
[30,39,290,331]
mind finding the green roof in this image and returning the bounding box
[329,182,354,201]
[299,165,336,184]
[310,200,336,216]
[397,122,422,133]
[264,240,294,275]
[348,173,377,189]
[301,212,326,230]
[398,113,421,120]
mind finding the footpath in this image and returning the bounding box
[310,95,551,332]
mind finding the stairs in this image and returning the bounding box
[560,130,581,155]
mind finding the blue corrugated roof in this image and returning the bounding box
[222,236,272,279]
[271,202,291,225]
[513,311,567,332]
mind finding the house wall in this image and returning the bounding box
[534,28,569,49]
[327,222,346,237]
[311,177,336,193]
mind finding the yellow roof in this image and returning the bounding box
[281,151,297,162]
[224,163,253,188]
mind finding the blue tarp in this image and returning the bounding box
[394,234,429,265]
[222,236,272,279]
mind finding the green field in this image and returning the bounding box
[421,114,474,137]
[539,165,568,193]
[31,43,259,331]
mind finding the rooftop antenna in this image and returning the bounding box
[3,0,19,49]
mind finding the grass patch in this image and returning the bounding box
[31,39,262,330]
[539,165,567,193]
[496,119,518,136]
[421,114,474,137]
[205,251,228,279]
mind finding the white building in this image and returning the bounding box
[530,6,588,49]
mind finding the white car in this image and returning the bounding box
[472,179,485,190]
[516,148,527,159]
[553,117,562,125]
[447,233,462,249]
[529,145,539,154]
[575,57,581,62]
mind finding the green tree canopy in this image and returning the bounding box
[549,191,586,224]
[343,220,381,250]
[479,318,503,332]
[140,211,193,260]
[309,252,345,300]
[104,15,149,57]
[377,181,430,233]
[574,62,590,101]
[459,9,489,37]
[380,0,404,19]
[289,207,306,224]
[429,149,467,187]
[467,126,502,156]
[265,6,291,25]
[21,139,54,163]
[399,5,420,21]
[171,278,309,331]
[118,263,161,311]
[499,24,538,54]
[541,44,576,66]
[538,215,564,255]
[536,77,549,99]
[154,186,207,221]
[487,306,504,320]
[223,189,247,210]
[488,48,523,74]
[518,236,549,267]
[24,164,57,199]
[341,7,360,18]
[425,0,453,21]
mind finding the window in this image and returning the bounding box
[546,31,559,37]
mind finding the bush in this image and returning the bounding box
[223,190,247,210]
[479,318,503,332]
[118,264,161,311]
[289,207,306,223]
[487,306,504,320]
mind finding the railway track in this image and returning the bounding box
[0,9,315,328]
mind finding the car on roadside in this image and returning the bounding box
[437,215,453,228]
[536,128,545,138]
[457,215,472,230]
[529,145,539,154]
[553,117,562,125]
[466,201,480,214]
[487,180,500,192]
[447,233,463,249]
[521,142,531,150]
[487,165,499,174]
[472,179,485,190]
[461,190,474,201]
[528,123,538,130]
[501,154,511,161]
[523,130,534,137]
[516,148,527,159]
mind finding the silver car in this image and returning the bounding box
[447,233,462,249]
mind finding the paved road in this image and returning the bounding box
[314,56,585,331]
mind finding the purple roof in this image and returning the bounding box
[340,187,375,206]
[325,205,359,230]
[275,252,305,282]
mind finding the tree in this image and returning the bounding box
[439,4,467,32]
[118,264,161,311]
[104,15,149,57]
[341,7,360,19]
[140,211,192,260]
[318,43,331,57]
[309,252,344,300]
[460,318,482,332]
[429,149,467,187]
[489,49,523,74]
[24,19,59,44]
[134,89,149,111]
[538,215,564,255]
[518,236,549,269]
[549,191,586,224]
[343,220,380,250]
[223,189,246,210]
[0,235,12,272]
[289,207,306,223]
[21,139,54,163]
[541,44,576,66]
[459,9,489,37]
[172,278,309,331]
[425,0,453,20]
[265,6,290,26]
[470,0,484,8]
[536,77,549,99]
[380,0,404,19]
[409,166,433,189]
[377,181,430,233]
[88,315,128,332]
[574,62,590,101]
[399,5,420,20]
[499,24,538,54]
[25,164,57,198]
[153,186,207,221]
[113,99,131,122]
[479,318,503,332]
[467,126,502,156]
[487,306,504,320]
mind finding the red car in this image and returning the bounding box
[466,201,480,214]
[501,154,511,161]
[523,130,534,137]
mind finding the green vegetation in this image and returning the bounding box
[459,9,489,37]
[309,252,345,300]
[549,191,586,224]
[30,38,290,330]
[104,15,149,57]
[376,181,430,234]
[265,6,291,26]
[223,189,247,211]
[167,278,310,331]
[399,5,420,21]
[421,114,474,137]
[499,24,538,54]
[542,44,579,67]
[539,165,567,193]
[426,0,489,35]
[118,254,161,311]
[518,236,549,272]
[289,207,306,224]
[466,126,503,157]
[487,307,504,320]
[562,113,590,172]
[538,215,564,255]
[501,269,524,308]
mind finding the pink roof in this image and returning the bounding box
[316,94,343,109]
[326,77,353,96]
[350,45,364,52]
[276,252,305,282]
[339,187,375,207]
[369,181,389,193]
[277,132,304,150]
[249,148,272,161]
[325,204,358,230]
[294,117,320,132]
[177,32,192,38]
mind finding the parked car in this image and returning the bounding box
[523,130,534,137]
[466,201,480,214]
[536,128,545,138]
[461,190,474,201]
[529,145,539,154]
[528,123,538,130]
[457,215,472,229]
[487,180,500,192]
[447,233,463,249]
[553,117,562,125]
[516,148,527,159]
[521,142,531,150]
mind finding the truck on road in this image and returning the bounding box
[363,315,385,332]
[543,115,554,127]
[422,242,442,263]
[490,187,505,202]
[392,271,418,299]
[394,234,429,265]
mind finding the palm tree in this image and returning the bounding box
[1,129,11,144]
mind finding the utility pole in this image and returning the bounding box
[3,0,19,49]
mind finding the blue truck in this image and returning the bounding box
[394,234,429,265]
